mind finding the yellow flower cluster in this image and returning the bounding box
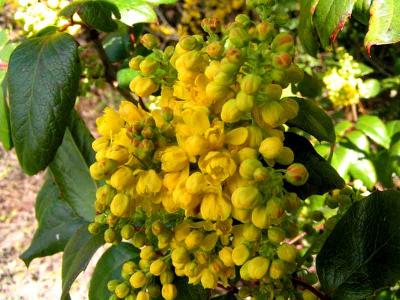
[89,9,311,300]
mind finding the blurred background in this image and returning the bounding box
[0,0,399,299]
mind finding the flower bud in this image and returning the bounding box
[201,232,218,251]
[247,256,270,280]
[206,41,224,58]
[105,145,129,164]
[171,247,189,264]
[285,163,309,186]
[206,82,230,103]
[137,291,150,300]
[132,232,146,248]
[271,33,294,53]
[232,244,250,265]
[150,258,167,276]
[262,83,283,102]
[140,33,159,50]
[251,205,271,229]
[140,245,156,260]
[268,227,285,243]
[226,47,243,64]
[239,158,263,180]
[179,35,198,51]
[129,55,144,70]
[122,261,137,275]
[266,197,285,220]
[221,99,242,123]
[240,74,262,95]
[161,146,189,172]
[107,279,120,292]
[115,282,130,298]
[88,222,101,235]
[121,224,135,240]
[110,193,133,217]
[132,77,159,98]
[259,137,284,160]
[275,146,294,165]
[260,101,284,128]
[160,270,174,285]
[185,230,204,250]
[162,284,177,300]
[89,160,118,180]
[219,247,235,267]
[236,91,254,112]
[129,271,148,288]
[110,166,135,191]
[253,167,269,181]
[104,228,117,243]
[280,97,299,121]
[229,26,249,48]
[277,243,297,263]
[285,63,304,83]
[232,186,261,209]
[272,52,292,69]
[139,57,159,75]
[269,259,286,279]
[232,207,251,223]
[257,21,275,41]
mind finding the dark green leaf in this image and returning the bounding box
[211,294,236,300]
[61,224,104,300]
[50,129,96,222]
[296,72,323,98]
[298,0,320,56]
[355,115,390,149]
[68,110,96,166]
[373,151,395,188]
[103,31,131,62]
[283,132,345,199]
[352,0,372,25]
[286,97,336,143]
[0,76,12,150]
[317,190,400,299]
[8,32,80,175]
[313,0,357,48]
[60,0,121,32]
[20,178,86,266]
[175,277,209,300]
[89,243,139,300]
[386,120,400,138]
[35,26,59,37]
[349,158,377,189]
[117,68,139,89]
[365,0,400,52]
[108,0,157,25]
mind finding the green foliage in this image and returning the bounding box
[8,31,80,175]
[174,277,209,300]
[317,190,400,299]
[89,243,139,300]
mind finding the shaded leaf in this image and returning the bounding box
[68,110,96,166]
[355,115,390,149]
[283,132,345,199]
[386,120,400,138]
[286,97,336,143]
[0,76,12,150]
[61,224,104,300]
[352,0,372,25]
[89,243,139,300]
[60,0,121,32]
[298,0,320,56]
[20,178,86,266]
[313,0,357,48]
[175,277,209,300]
[103,30,131,62]
[365,0,400,53]
[8,32,80,175]
[50,129,96,222]
[317,190,400,299]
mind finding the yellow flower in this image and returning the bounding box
[136,170,162,195]
[110,193,135,217]
[185,172,207,194]
[200,191,231,221]
[198,151,236,184]
[184,135,209,158]
[225,127,248,146]
[161,146,189,172]
[110,166,135,191]
[96,107,125,136]
[204,121,225,149]
[118,101,146,124]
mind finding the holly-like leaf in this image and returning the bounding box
[8,32,80,175]
[283,132,345,199]
[20,178,86,267]
[317,190,400,299]
[298,0,320,56]
[68,110,96,166]
[313,0,357,48]
[286,97,336,143]
[60,0,121,32]
[61,224,104,300]
[355,115,390,149]
[89,243,139,300]
[50,129,96,222]
[365,0,400,53]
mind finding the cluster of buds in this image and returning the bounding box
[89,1,313,299]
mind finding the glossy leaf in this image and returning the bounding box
[0,76,12,150]
[286,97,336,143]
[343,130,370,154]
[283,132,345,199]
[50,129,96,222]
[365,0,400,53]
[386,120,400,138]
[108,0,157,25]
[355,115,390,149]
[331,145,357,178]
[349,158,377,189]
[317,190,400,299]
[68,110,96,166]
[313,0,357,47]
[60,0,121,32]
[103,31,131,62]
[89,243,139,300]
[20,178,86,266]
[298,0,320,56]
[61,224,104,300]
[8,32,80,175]
[334,120,352,137]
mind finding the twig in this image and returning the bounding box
[292,277,330,300]
[351,103,358,121]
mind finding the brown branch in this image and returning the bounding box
[292,277,330,300]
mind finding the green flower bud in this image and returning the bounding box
[160,270,174,285]
[275,146,294,165]
[242,224,261,242]
[179,35,198,51]
[206,41,224,58]
[236,91,254,112]
[251,205,271,229]
[277,243,297,263]
[221,99,242,123]
[229,26,249,48]
[88,222,101,235]
[140,33,159,50]
[139,57,159,75]
[271,33,294,53]
[285,63,304,83]
[107,279,120,292]
[268,227,285,243]
[115,282,130,298]
[239,158,263,179]
[269,259,286,279]
[121,224,135,240]
[285,163,309,186]
[129,55,144,70]
[240,74,262,95]
[256,21,275,42]
[132,232,146,248]
[247,256,270,280]
[104,228,117,243]
[232,186,261,209]
[122,261,137,275]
